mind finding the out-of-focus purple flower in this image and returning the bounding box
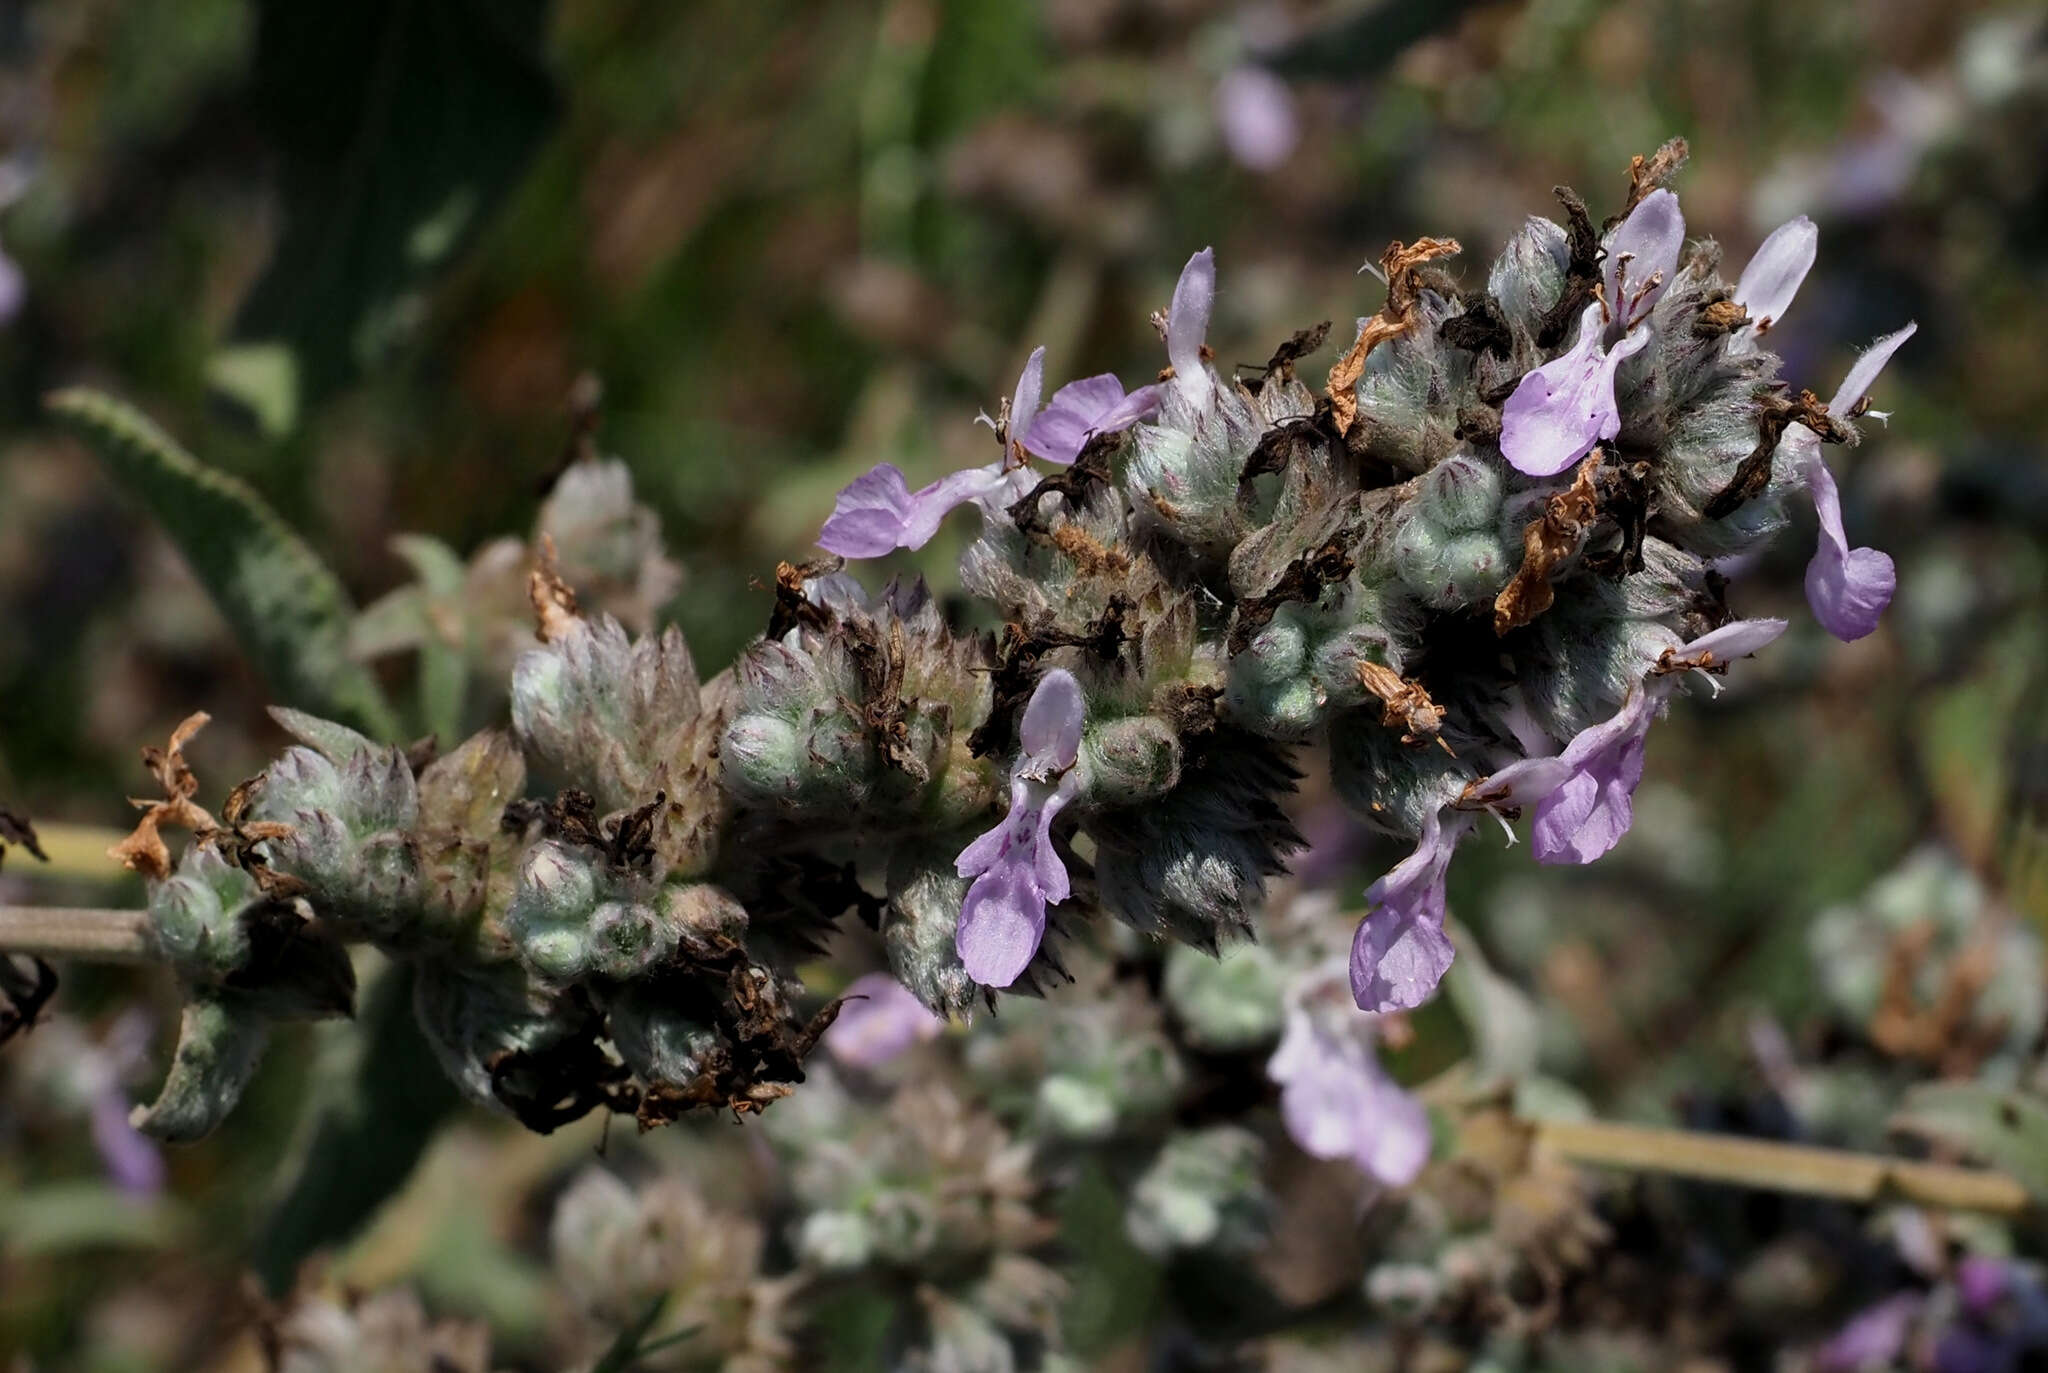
[955,669,1086,987]
[0,157,32,326]
[1816,1293,1922,1371]
[1166,248,1216,411]
[1784,323,1916,641]
[1214,66,1299,172]
[1499,303,1653,476]
[1501,191,1685,477]
[1957,1256,2013,1317]
[818,349,1050,558]
[92,1090,166,1195]
[823,972,944,1068]
[1268,967,1431,1187]
[1024,373,1163,466]
[1350,810,1467,1013]
[84,1011,165,1196]
[1732,215,1817,341]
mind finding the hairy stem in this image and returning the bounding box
[0,906,157,964]
[1534,1117,2031,1216]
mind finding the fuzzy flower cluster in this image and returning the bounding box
[114,147,1913,1177]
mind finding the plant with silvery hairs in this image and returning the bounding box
[53,139,1914,1158]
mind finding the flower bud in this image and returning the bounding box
[883,849,976,1019]
[1035,1074,1117,1141]
[1487,214,1571,337]
[1391,512,1449,599]
[609,983,720,1087]
[585,899,673,981]
[720,715,805,805]
[1125,1126,1268,1258]
[1082,716,1182,805]
[1328,708,1471,837]
[866,1189,938,1264]
[797,1211,874,1272]
[1419,453,1505,533]
[1441,531,1514,605]
[1162,941,1286,1052]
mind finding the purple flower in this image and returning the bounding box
[1956,1256,2013,1317]
[1499,303,1654,478]
[1815,1293,1922,1371]
[1530,685,1656,865]
[1785,323,1916,641]
[1605,188,1685,328]
[1268,989,1430,1188]
[1167,247,1216,411]
[817,346,1162,557]
[1732,215,1818,341]
[1500,191,1684,477]
[89,1011,165,1196]
[816,461,1017,558]
[955,668,1086,987]
[823,972,944,1068]
[1349,810,1467,1013]
[1459,619,1787,867]
[1024,373,1163,466]
[818,349,1050,558]
[1214,66,1300,172]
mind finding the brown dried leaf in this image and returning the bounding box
[1494,452,1605,635]
[1357,660,1450,749]
[0,804,47,869]
[527,533,581,643]
[109,713,219,879]
[1621,137,1690,216]
[1325,237,1462,435]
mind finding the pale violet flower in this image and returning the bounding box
[1349,808,1468,1013]
[823,972,944,1068]
[1166,247,1217,412]
[954,669,1086,987]
[1500,190,1684,477]
[1268,966,1430,1187]
[1785,323,1916,641]
[1732,214,1818,344]
[818,346,1159,557]
[1815,1293,1921,1372]
[1507,619,1787,866]
[1214,66,1299,172]
[1024,372,1163,466]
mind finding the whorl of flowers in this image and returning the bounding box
[115,141,1914,1147]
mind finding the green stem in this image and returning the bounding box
[0,905,156,964]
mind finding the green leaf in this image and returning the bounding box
[230,0,558,402]
[48,388,400,740]
[1444,920,1542,1087]
[0,1183,191,1258]
[131,993,273,1144]
[589,1293,673,1373]
[251,963,462,1295]
[1890,1082,2048,1200]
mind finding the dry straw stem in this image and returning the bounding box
[0,905,156,963]
[1535,1116,2031,1216]
[18,821,136,884]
